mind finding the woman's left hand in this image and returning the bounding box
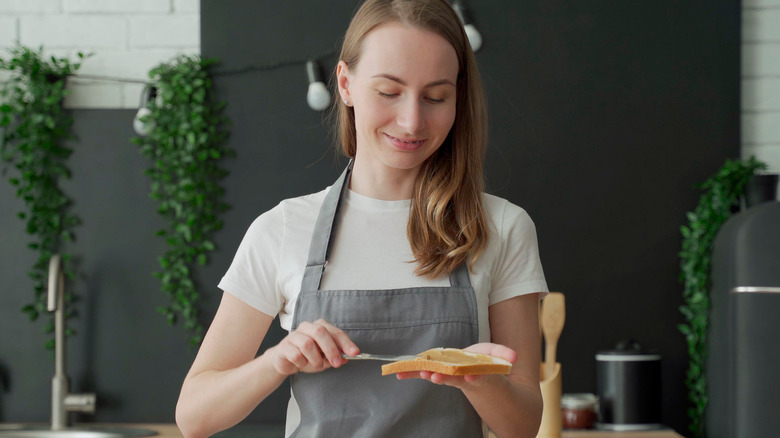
[395,343,517,389]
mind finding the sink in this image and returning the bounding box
[0,425,157,438]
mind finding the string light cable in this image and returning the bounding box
[46,48,338,123]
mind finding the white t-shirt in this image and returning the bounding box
[218,187,549,435]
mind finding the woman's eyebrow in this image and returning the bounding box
[371,73,455,88]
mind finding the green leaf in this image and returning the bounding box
[130,54,231,348]
[21,304,38,321]
[3,50,83,336]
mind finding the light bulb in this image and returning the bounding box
[306,60,331,111]
[452,0,482,52]
[307,82,330,111]
[133,107,155,136]
[133,85,157,136]
[464,24,482,52]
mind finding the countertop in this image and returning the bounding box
[561,430,684,438]
[125,424,180,438]
[83,423,285,438]
[149,424,686,437]
[94,424,687,438]
[1,423,685,437]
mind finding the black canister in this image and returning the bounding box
[596,340,662,431]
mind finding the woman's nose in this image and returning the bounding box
[396,98,424,134]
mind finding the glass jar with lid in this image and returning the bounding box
[561,393,599,429]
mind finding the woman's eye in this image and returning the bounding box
[376,91,398,99]
[375,90,446,103]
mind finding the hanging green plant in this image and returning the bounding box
[0,45,86,348]
[132,54,231,346]
[678,156,767,438]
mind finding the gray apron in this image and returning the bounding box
[290,160,483,437]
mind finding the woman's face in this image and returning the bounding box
[338,22,459,174]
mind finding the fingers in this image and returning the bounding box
[300,319,359,366]
[414,371,491,388]
[287,329,330,369]
[464,342,517,364]
[272,319,359,376]
[395,371,422,380]
[314,319,359,357]
[272,342,312,375]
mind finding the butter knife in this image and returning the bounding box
[340,353,417,362]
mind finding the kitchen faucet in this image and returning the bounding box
[47,254,96,429]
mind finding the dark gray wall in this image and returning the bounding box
[0,0,739,435]
[0,110,194,423]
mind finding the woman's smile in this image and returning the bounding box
[384,133,428,151]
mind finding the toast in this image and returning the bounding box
[381,347,512,376]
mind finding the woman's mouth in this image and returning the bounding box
[384,133,427,151]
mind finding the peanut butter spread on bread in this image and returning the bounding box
[417,348,496,365]
[381,347,511,376]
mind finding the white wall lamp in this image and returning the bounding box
[452,0,482,52]
[306,60,331,111]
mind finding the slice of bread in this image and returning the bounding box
[381,347,512,376]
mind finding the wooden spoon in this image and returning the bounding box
[541,292,565,378]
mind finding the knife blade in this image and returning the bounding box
[340,353,417,362]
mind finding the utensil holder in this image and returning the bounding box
[536,362,562,438]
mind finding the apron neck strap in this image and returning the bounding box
[301,159,353,291]
[302,159,472,291]
[449,263,471,288]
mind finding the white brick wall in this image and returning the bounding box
[0,0,199,109]
[63,0,171,14]
[0,0,61,14]
[743,2,780,190]
[129,15,199,48]
[0,17,17,47]
[20,17,129,48]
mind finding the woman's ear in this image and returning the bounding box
[336,61,352,105]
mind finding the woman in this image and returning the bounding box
[176,0,547,437]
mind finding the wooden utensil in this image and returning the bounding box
[541,292,565,378]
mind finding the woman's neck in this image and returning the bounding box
[349,155,420,201]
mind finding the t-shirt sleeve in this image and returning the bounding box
[489,200,549,305]
[217,203,286,317]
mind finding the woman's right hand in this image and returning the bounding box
[266,318,359,376]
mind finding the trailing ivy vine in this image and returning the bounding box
[0,45,85,348]
[678,156,766,438]
[132,54,231,346]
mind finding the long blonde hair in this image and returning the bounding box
[334,0,489,278]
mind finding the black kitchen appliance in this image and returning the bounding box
[707,201,780,438]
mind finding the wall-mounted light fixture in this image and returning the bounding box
[452,0,482,52]
[306,60,331,111]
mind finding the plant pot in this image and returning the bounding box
[745,174,779,208]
